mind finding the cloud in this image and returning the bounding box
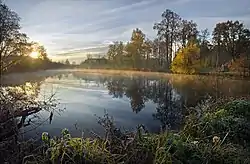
[101,0,157,14]
[56,46,109,56]
[190,15,250,31]
[5,0,250,62]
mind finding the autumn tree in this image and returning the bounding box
[171,41,200,74]
[228,55,246,72]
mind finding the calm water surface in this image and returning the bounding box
[3,70,250,139]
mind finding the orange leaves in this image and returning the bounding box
[229,54,250,72]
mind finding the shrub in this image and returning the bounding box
[23,102,250,164]
[184,99,250,148]
[28,129,250,164]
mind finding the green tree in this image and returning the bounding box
[86,54,92,59]
[153,9,181,69]
[107,44,116,61]
[37,45,49,60]
[179,20,198,48]
[126,28,146,69]
[213,20,250,62]
[198,29,212,67]
[143,39,153,68]
[65,59,70,65]
[212,22,224,68]
[115,41,125,67]
[107,41,125,67]
[30,42,49,60]
[152,38,164,68]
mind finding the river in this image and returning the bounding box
[2,69,250,139]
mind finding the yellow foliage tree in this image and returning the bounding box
[228,54,250,72]
[171,43,200,74]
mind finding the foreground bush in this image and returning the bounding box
[184,99,250,148]
[24,130,250,164]
[22,99,250,164]
[2,98,250,163]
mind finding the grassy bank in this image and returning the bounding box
[14,98,250,164]
[74,68,249,79]
[74,68,168,77]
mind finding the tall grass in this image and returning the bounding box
[20,98,250,164]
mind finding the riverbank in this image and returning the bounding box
[73,68,249,79]
[4,98,250,164]
[3,68,249,82]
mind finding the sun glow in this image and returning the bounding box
[30,51,39,59]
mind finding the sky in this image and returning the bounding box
[4,0,250,63]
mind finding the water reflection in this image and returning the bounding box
[124,79,147,113]
[49,111,53,124]
[71,72,250,130]
[2,70,250,139]
[0,82,42,140]
[105,77,184,129]
[0,80,60,141]
[72,73,249,109]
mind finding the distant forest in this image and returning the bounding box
[80,9,250,75]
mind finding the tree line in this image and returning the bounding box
[82,9,250,75]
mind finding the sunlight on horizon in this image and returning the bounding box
[30,51,39,59]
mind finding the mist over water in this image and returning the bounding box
[3,70,250,139]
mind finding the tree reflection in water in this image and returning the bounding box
[107,78,125,99]
[125,79,147,113]
[152,81,184,131]
[70,72,250,131]
[0,81,59,141]
[104,76,185,130]
[6,71,247,137]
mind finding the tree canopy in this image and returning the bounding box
[80,9,250,75]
